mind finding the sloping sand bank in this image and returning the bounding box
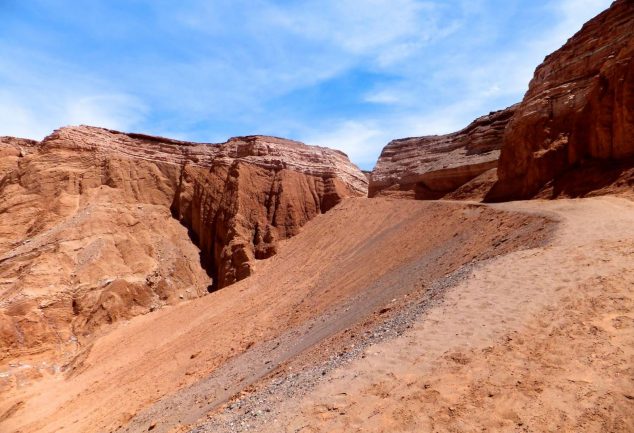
[0,198,551,433]
[240,196,634,433]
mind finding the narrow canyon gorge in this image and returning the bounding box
[0,1,632,433]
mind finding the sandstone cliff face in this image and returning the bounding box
[371,1,633,201]
[0,126,366,361]
[0,136,38,179]
[369,105,516,199]
[488,0,634,200]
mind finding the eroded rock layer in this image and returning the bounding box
[369,105,516,199]
[488,0,634,200]
[0,126,367,361]
[0,136,38,178]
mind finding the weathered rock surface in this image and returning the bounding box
[0,136,38,178]
[371,1,633,201]
[0,126,366,361]
[488,0,634,200]
[369,105,516,199]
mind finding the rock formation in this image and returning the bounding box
[0,136,38,178]
[488,0,634,200]
[371,0,633,201]
[0,126,367,361]
[369,105,516,199]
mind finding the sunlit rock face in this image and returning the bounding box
[369,105,516,200]
[0,126,367,361]
[488,0,634,200]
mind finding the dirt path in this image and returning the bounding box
[193,196,634,433]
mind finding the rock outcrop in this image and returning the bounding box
[0,126,366,361]
[371,1,633,201]
[488,0,634,200]
[369,105,516,199]
[0,136,38,178]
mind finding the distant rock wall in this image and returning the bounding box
[39,127,367,288]
[369,106,516,199]
[0,126,367,361]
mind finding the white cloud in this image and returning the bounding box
[364,90,403,105]
[264,0,442,63]
[0,70,148,140]
[0,38,148,140]
[277,2,443,63]
[555,0,613,39]
[523,0,612,63]
[0,99,44,139]
[305,120,386,167]
[65,95,147,131]
[302,100,480,168]
[0,92,147,140]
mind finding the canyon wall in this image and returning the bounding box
[0,126,367,361]
[371,0,633,201]
[369,106,516,199]
[0,137,38,179]
[488,0,634,200]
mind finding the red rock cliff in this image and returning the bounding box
[369,105,516,199]
[488,0,634,200]
[0,126,367,361]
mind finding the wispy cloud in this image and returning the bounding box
[65,95,148,130]
[0,38,147,138]
[0,90,146,139]
[305,120,385,167]
[262,0,443,61]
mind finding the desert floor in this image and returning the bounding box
[1,196,632,433]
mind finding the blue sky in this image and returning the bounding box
[0,0,612,169]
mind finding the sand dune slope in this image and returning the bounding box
[244,196,634,433]
[0,198,551,433]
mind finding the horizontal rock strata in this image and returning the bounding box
[369,105,516,199]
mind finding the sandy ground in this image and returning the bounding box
[225,196,634,433]
[2,196,632,433]
[0,198,551,433]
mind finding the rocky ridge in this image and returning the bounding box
[0,136,38,178]
[369,105,516,199]
[0,126,367,362]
